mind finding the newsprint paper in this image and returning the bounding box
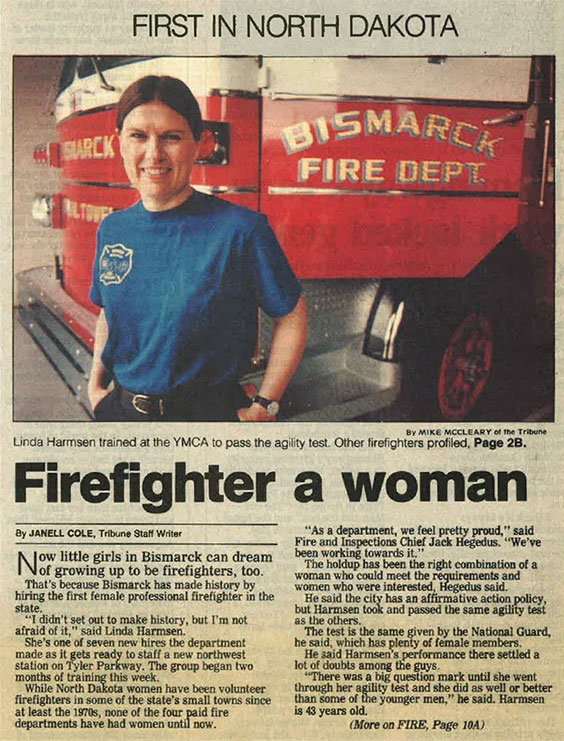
[1,1,563,739]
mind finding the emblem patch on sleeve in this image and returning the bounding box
[99,243,133,285]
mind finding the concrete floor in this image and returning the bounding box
[13,317,90,422]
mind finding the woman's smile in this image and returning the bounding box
[143,167,171,175]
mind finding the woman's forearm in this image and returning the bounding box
[258,294,307,401]
[88,309,110,405]
[238,295,307,421]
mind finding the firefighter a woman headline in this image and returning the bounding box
[15,462,526,513]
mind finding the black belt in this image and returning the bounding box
[116,379,240,418]
[117,386,175,417]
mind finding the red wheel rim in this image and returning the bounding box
[438,314,494,420]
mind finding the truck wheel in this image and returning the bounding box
[399,240,533,421]
[437,312,494,420]
[401,297,510,422]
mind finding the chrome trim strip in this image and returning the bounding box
[62,180,134,189]
[382,309,395,361]
[268,186,519,198]
[209,88,260,99]
[385,301,405,361]
[62,181,257,194]
[268,92,528,109]
[539,118,551,208]
[194,185,257,195]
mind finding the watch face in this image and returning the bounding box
[266,400,280,416]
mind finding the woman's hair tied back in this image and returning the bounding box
[116,74,203,140]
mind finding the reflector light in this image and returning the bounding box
[48,141,61,167]
[195,121,229,165]
[32,142,61,167]
[31,193,63,229]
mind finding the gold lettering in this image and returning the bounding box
[363,159,385,182]
[364,109,392,136]
[336,158,360,182]
[442,161,463,183]
[474,131,503,159]
[393,111,421,138]
[103,135,116,158]
[422,114,451,142]
[450,121,478,150]
[420,161,441,183]
[396,160,418,183]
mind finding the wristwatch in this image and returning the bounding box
[251,395,280,416]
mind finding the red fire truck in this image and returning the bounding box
[20,56,554,421]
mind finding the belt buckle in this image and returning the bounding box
[132,393,166,417]
[132,394,152,415]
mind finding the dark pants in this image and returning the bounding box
[93,380,250,422]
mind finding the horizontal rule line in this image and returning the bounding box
[16,542,279,547]
[268,186,519,198]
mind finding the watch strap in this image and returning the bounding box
[251,395,280,415]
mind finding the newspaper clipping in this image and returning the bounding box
[2,0,563,739]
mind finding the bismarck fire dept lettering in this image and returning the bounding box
[297,158,485,186]
[283,108,503,186]
[282,109,502,158]
[61,135,116,161]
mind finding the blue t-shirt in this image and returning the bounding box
[90,191,301,394]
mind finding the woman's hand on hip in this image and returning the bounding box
[88,385,111,414]
[237,402,275,422]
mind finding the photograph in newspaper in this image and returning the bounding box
[2,2,563,741]
[13,55,554,423]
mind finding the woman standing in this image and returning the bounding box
[88,75,306,421]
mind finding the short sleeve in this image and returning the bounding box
[90,227,103,307]
[246,215,301,318]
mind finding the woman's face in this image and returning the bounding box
[119,100,199,211]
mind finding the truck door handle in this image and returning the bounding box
[482,111,523,126]
[539,119,551,208]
